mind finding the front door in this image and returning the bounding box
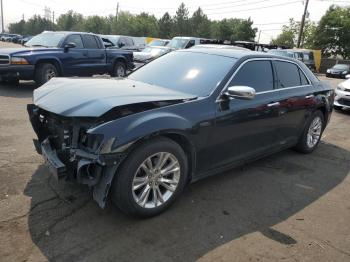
[209,59,284,170]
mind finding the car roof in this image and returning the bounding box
[42,31,97,35]
[179,48,298,62]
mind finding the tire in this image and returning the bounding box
[34,63,58,87]
[294,110,324,154]
[112,61,126,77]
[111,137,188,218]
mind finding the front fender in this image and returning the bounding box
[88,111,192,150]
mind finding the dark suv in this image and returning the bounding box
[28,49,334,217]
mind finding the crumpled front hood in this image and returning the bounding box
[33,77,196,117]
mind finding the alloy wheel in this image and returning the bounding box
[132,152,181,209]
[307,116,322,148]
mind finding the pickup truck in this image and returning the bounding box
[0,31,135,86]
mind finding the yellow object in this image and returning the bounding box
[10,57,29,65]
[146,37,159,44]
[312,50,321,73]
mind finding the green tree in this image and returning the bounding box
[158,12,173,39]
[83,16,111,34]
[190,7,211,38]
[271,30,295,48]
[313,5,350,59]
[130,13,158,37]
[24,15,55,35]
[56,11,85,31]
[174,3,190,36]
[111,11,133,35]
[8,19,26,34]
[231,18,257,41]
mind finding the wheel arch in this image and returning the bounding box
[35,58,63,76]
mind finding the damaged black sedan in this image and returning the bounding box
[28,49,334,217]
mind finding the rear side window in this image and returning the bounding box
[65,34,84,48]
[275,61,302,88]
[82,34,99,49]
[229,60,274,92]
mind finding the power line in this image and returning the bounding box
[205,0,302,15]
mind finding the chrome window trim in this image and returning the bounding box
[216,57,312,102]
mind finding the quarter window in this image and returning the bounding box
[229,60,274,92]
[82,34,99,49]
[299,69,309,85]
[275,61,302,88]
[65,34,84,48]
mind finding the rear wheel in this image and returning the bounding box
[35,63,58,87]
[112,61,126,77]
[111,137,188,218]
[294,110,324,154]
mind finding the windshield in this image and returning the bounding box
[333,64,349,70]
[149,40,165,46]
[168,38,189,49]
[128,51,236,96]
[25,32,66,47]
[268,50,294,58]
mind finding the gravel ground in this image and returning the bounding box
[0,42,349,262]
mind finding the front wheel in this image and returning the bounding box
[112,61,126,77]
[294,110,324,154]
[111,137,188,218]
[35,63,58,87]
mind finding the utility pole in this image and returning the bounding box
[116,2,119,21]
[1,0,4,33]
[52,11,55,24]
[22,14,24,21]
[297,0,310,48]
[257,30,261,43]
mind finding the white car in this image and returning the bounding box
[334,75,350,110]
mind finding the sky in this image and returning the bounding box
[2,0,350,43]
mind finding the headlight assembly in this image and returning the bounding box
[10,57,29,65]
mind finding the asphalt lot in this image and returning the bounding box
[0,43,350,262]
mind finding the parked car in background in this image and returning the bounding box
[28,48,333,217]
[100,35,141,51]
[267,49,316,72]
[0,31,134,85]
[326,64,350,79]
[167,36,212,50]
[148,39,170,47]
[20,35,33,45]
[334,75,350,110]
[132,37,147,50]
[11,35,23,44]
[133,46,171,63]
[191,44,251,51]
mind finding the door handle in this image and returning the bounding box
[267,102,280,107]
[305,94,314,99]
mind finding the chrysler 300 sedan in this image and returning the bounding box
[28,49,334,217]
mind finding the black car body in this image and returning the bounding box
[0,31,134,85]
[28,49,334,217]
[268,49,316,72]
[326,64,350,78]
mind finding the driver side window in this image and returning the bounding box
[65,34,84,49]
[229,60,274,93]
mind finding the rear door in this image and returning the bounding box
[81,34,106,75]
[273,60,317,144]
[210,59,284,170]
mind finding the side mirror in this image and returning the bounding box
[225,86,256,100]
[104,42,113,48]
[346,75,350,79]
[64,42,76,51]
